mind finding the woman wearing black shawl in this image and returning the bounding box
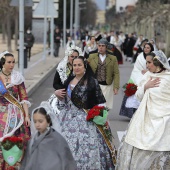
[57,56,116,169]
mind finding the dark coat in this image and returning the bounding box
[24,33,34,48]
[124,37,135,57]
[20,128,76,170]
[54,32,62,44]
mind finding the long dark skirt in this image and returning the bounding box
[119,95,137,118]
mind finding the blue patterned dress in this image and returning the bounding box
[58,84,115,170]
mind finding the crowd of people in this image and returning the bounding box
[0,28,170,170]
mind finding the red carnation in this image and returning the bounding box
[86,105,105,121]
[124,83,137,97]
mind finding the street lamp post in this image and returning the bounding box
[74,0,79,40]
[63,0,67,47]
[43,0,48,61]
[70,0,73,38]
[19,0,24,75]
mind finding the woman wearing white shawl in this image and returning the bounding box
[116,50,170,170]
[48,45,83,114]
[119,43,154,118]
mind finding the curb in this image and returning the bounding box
[27,63,57,97]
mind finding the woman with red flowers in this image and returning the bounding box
[119,42,154,118]
[57,56,116,169]
[0,52,31,170]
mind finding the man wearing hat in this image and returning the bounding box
[87,38,120,109]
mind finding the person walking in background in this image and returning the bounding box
[20,101,76,170]
[124,33,136,62]
[132,38,148,63]
[84,35,97,59]
[24,28,35,61]
[0,51,31,169]
[88,38,120,109]
[116,51,170,170]
[81,31,90,51]
[54,28,62,57]
[66,36,75,48]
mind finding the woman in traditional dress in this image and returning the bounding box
[116,50,170,170]
[0,52,31,169]
[84,36,97,59]
[119,43,154,118]
[57,56,116,170]
[48,45,83,114]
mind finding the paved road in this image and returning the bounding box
[29,61,133,148]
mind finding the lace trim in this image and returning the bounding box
[0,104,24,142]
[20,100,31,107]
[6,70,25,88]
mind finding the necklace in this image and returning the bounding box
[2,70,11,82]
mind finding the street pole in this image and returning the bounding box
[74,0,79,40]
[19,0,24,75]
[70,0,73,38]
[43,0,48,60]
[63,0,66,47]
[50,16,54,57]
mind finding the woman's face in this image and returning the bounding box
[90,37,95,44]
[3,56,15,73]
[73,58,85,77]
[146,55,157,73]
[144,44,152,54]
[68,51,79,65]
[33,113,49,134]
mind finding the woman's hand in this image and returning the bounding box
[144,77,160,91]
[141,69,147,75]
[25,116,30,127]
[114,88,118,95]
[55,89,66,100]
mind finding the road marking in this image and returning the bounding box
[117,131,126,142]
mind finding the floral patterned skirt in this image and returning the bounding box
[0,105,30,170]
[58,99,115,170]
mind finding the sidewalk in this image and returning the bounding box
[14,48,64,97]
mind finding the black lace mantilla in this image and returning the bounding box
[71,77,106,109]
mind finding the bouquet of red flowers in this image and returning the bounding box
[86,105,108,125]
[86,105,113,141]
[1,137,23,166]
[124,83,137,97]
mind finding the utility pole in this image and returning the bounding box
[74,0,79,40]
[63,0,67,47]
[43,0,48,61]
[70,0,73,38]
[19,0,24,75]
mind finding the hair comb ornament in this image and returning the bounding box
[0,51,9,59]
[65,45,83,57]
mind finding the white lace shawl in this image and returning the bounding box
[56,45,83,84]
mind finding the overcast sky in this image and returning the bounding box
[95,0,106,10]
